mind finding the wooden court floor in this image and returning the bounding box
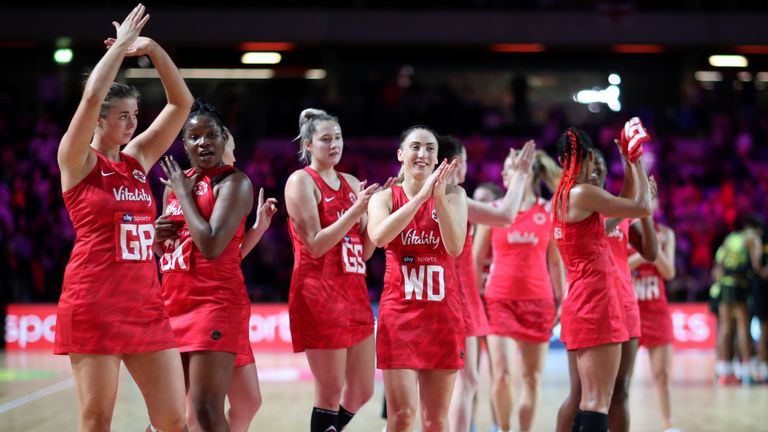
[1,348,767,431]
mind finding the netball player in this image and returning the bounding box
[157,100,255,431]
[573,148,658,432]
[629,205,680,432]
[54,5,192,431]
[368,126,467,432]
[225,127,276,431]
[435,136,535,432]
[474,150,564,432]
[551,128,652,432]
[285,109,389,432]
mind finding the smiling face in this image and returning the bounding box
[304,120,343,167]
[98,98,138,146]
[397,128,438,180]
[182,114,226,170]
[589,150,606,188]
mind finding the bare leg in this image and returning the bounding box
[516,341,548,432]
[226,363,262,432]
[555,350,580,432]
[418,369,458,432]
[340,335,375,412]
[180,351,235,432]
[448,336,480,432]
[383,369,419,432]
[69,354,121,432]
[123,348,187,432]
[576,343,622,414]
[487,335,514,431]
[305,348,347,410]
[718,303,735,363]
[648,345,674,430]
[733,303,753,379]
[608,338,639,432]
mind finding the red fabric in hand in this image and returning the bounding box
[620,117,650,163]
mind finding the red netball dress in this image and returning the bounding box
[456,223,490,337]
[485,199,556,343]
[287,167,374,352]
[631,225,674,347]
[160,165,250,356]
[606,219,641,339]
[55,151,176,354]
[554,211,628,350]
[377,185,466,370]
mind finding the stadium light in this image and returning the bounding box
[241,52,282,65]
[574,85,621,112]
[709,55,748,67]
[125,68,275,80]
[53,48,73,64]
[694,71,723,82]
[304,69,327,80]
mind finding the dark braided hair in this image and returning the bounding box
[552,128,594,227]
[183,98,227,138]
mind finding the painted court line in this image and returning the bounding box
[0,378,74,414]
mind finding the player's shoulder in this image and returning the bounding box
[339,172,360,188]
[445,183,467,198]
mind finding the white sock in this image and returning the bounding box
[717,360,732,376]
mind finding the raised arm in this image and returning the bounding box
[472,224,493,293]
[240,187,278,257]
[570,159,652,220]
[160,157,253,260]
[120,37,193,172]
[654,225,676,279]
[58,5,149,191]
[285,170,378,258]
[153,185,180,257]
[468,141,535,227]
[629,218,659,262]
[432,160,468,256]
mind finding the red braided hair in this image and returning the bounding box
[552,128,589,238]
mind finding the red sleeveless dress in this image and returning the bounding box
[160,166,250,357]
[287,168,374,352]
[554,211,628,350]
[456,223,490,337]
[378,186,466,370]
[607,219,641,339]
[631,224,674,347]
[55,151,176,354]
[485,199,556,343]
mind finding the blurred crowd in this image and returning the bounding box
[1,70,767,306]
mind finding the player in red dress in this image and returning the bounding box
[284,109,388,432]
[221,129,277,432]
[629,206,680,432]
[474,150,565,432]
[555,148,659,432]
[435,136,535,432]
[156,100,257,431]
[367,126,468,432]
[54,5,192,431]
[551,128,652,432]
